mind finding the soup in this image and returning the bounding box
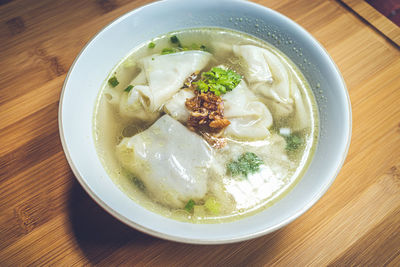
[94,28,318,223]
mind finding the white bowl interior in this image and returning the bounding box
[59,0,351,244]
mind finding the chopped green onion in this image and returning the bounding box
[204,198,221,215]
[108,76,119,87]
[184,199,195,212]
[161,47,177,55]
[124,85,133,92]
[194,67,242,95]
[148,42,156,48]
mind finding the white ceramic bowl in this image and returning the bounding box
[59,0,351,244]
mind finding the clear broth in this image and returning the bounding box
[94,28,318,223]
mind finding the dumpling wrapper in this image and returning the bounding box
[210,135,292,210]
[233,45,295,116]
[137,50,212,112]
[163,88,195,122]
[116,115,213,208]
[119,50,212,123]
[290,82,310,131]
[223,81,273,140]
[233,45,273,84]
[234,45,311,130]
[119,69,159,121]
[119,85,161,122]
[162,81,273,140]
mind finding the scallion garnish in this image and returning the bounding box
[148,42,156,49]
[108,76,119,87]
[161,47,177,55]
[124,85,133,92]
[184,199,195,212]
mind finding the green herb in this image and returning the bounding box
[227,152,264,178]
[148,42,156,48]
[124,85,133,92]
[204,198,221,215]
[184,199,195,212]
[108,76,119,87]
[194,80,208,91]
[200,44,207,51]
[131,176,145,191]
[161,47,177,55]
[284,134,303,151]
[194,67,242,96]
[170,35,181,46]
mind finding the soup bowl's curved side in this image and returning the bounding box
[59,0,351,244]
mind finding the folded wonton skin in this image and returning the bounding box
[163,88,195,123]
[138,50,212,112]
[119,85,161,122]
[116,115,213,208]
[233,45,273,84]
[251,47,294,118]
[163,80,274,140]
[233,45,290,100]
[118,70,161,122]
[118,50,212,123]
[223,81,273,140]
[290,82,310,131]
[233,45,297,117]
[210,135,292,210]
[104,67,148,108]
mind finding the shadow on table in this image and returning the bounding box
[67,180,158,263]
[68,179,284,264]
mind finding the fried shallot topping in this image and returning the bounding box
[183,71,200,88]
[185,90,230,137]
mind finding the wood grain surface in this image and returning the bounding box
[340,0,400,46]
[1,0,399,265]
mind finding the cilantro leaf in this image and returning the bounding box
[284,134,303,151]
[195,80,209,92]
[227,152,263,178]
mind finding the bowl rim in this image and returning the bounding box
[58,0,352,244]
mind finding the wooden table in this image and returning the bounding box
[1,0,399,265]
